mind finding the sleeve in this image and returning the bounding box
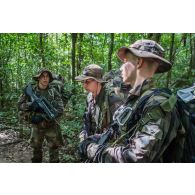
[17,93,31,111]
[86,100,179,163]
[79,96,92,140]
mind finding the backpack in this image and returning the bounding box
[177,86,195,162]
[103,70,131,100]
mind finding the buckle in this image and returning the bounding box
[113,105,133,126]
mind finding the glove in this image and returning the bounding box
[79,130,88,142]
[28,101,42,112]
[93,144,108,162]
[78,136,99,159]
[31,115,44,124]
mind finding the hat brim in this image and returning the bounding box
[33,71,53,82]
[117,46,172,73]
[75,75,107,83]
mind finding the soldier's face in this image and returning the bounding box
[120,54,137,85]
[38,72,50,89]
[82,79,99,93]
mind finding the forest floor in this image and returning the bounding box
[0,113,80,163]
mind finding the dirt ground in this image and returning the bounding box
[0,123,79,163]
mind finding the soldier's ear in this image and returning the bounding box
[137,58,143,69]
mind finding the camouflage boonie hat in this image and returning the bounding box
[32,68,53,82]
[117,39,171,73]
[75,64,106,83]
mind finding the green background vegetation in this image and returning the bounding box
[0,33,195,161]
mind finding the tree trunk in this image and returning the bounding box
[0,34,13,109]
[166,33,175,87]
[190,34,195,76]
[0,73,3,109]
[182,33,187,47]
[108,33,114,71]
[77,33,83,75]
[148,33,161,43]
[90,34,94,61]
[101,34,107,64]
[71,33,77,84]
[39,33,45,67]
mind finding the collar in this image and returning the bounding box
[129,79,154,97]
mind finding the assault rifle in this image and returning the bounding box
[25,84,58,121]
[84,105,132,162]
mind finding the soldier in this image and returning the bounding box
[79,40,185,163]
[18,68,64,163]
[50,73,72,107]
[75,64,123,142]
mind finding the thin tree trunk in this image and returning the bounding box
[77,33,83,75]
[71,33,77,84]
[0,74,3,109]
[166,33,175,87]
[148,33,161,43]
[90,34,94,61]
[190,34,195,77]
[108,33,114,71]
[39,33,45,67]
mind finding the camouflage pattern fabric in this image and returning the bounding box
[18,84,64,162]
[49,79,71,107]
[79,84,123,141]
[84,79,185,162]
[103,69,131,101]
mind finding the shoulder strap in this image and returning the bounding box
[126,88,172,131]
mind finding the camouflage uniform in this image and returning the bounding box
[18,68,64,163]
[103,69,131,101]
[79,40,185,163]
[75,64,123,140]
[84,83,123,135]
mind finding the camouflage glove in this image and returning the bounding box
[78,136,100,159]
[79,130,88,142]
[93,144,108,162]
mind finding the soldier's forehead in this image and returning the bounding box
[41,72,49,76]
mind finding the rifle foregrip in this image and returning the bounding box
[98,130,112,145]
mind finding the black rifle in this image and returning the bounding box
[97,123,119,145]
[25,84,58,121]
[84,122,119,163]
[83,112,91,136]
[85,104,132,162]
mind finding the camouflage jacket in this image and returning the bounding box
[18,83,64,124]
[85,79,185,162]
[82,84,123,136]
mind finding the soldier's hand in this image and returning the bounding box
[79,130,88,142]
[78,137,99,159]
[28,101,41,112]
